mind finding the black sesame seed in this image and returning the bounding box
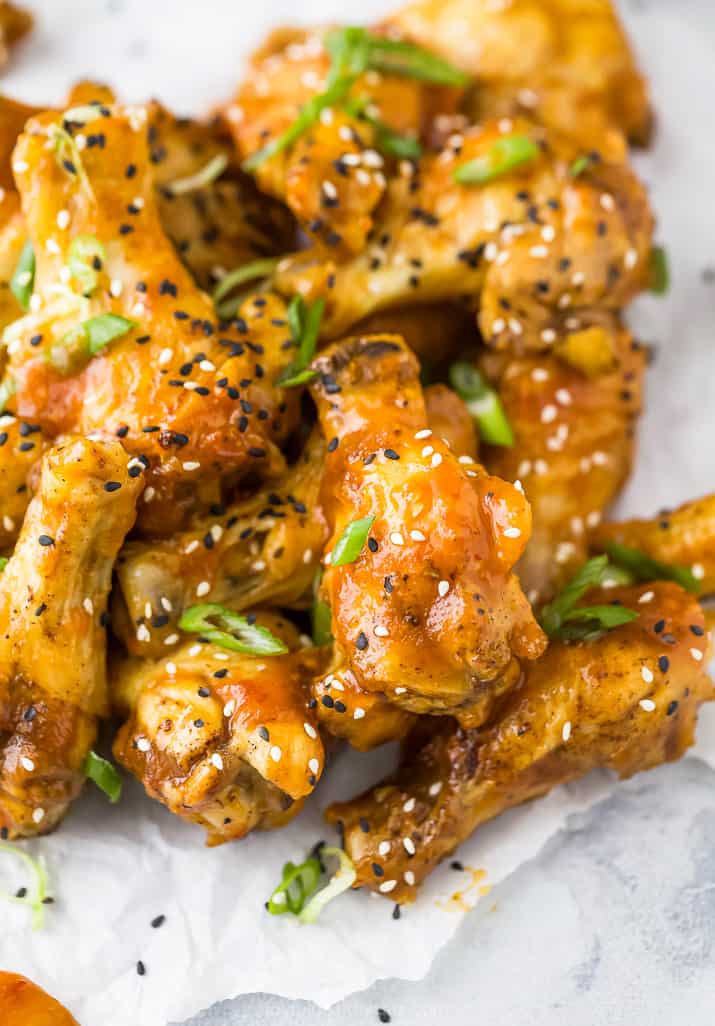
[104,481,122,492]
[136,961,146,976]
[334,701,347,714]
[372,863,384,878]
[359,817,370,833]
[658,655,670,673]
[321,694,334,709]
[198,687,210,698]
[258,725,270,741]
[653,619,665,634]
[378,1010,391,1023]
[38,535,54,547]
[450,860,464,871]
[151,915,165,929]
[384,448,399,460]
[327,436,339,453]
[691,625,705,636]
[23,705,37,721]
[193,719,204,728]
[116,425,129,438]
[356,632,368,650]
[667,700,679,716]
[368,537,379,553]
[392,905,401,920]
[213,668,228,679]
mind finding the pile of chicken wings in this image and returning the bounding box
[0,0,713,910]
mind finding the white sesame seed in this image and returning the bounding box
[509,318,523,336]
[421,445,434,458]
[585,511,601,528]
[223,700,236,717]
[270,745,282,763]
[531,367,549,382]
[210,753,224,771]
[136,737,150,752]
[196,581,210,597]
[410,529,426,542]
[562,721,572,742]
[322,180,337,199]
[136,624,151,643]
[32,807,45,824]
[403,837,416,855]
[390,531,405,546]
[530,245,548,259]
[353,707,366,720]
[415,428,432,440]
[56,209,70,230]
[624,248,638,270]
[641,666,654,683]
[394,686,406,695]
[378,841,391,856]
[555,388,572,405]
[110,278,123,298]
[143,486,156,503]
[45,238,60,255]
[541,225,556,242]
[164,633,179,646]
[182,461,200,472]
[692,563,705,580]
[199,360,215,372]
[308,757,320,774]
[379,880,397,894]
[21,756,35,772]
[404,871,415,886]
[638,591,654,604]
[374,625,390,637]
[534,459,548,475]
[160,597,172,613]
[438,580,450,598]
[431,452,443,468]
[158,347,173,366]
[691,648,704,662]
[492,318,506,334]
[165,662,177,675]
[403,797,416,812]
[504,527,521,539]
[429,781,443,797]
[541,404,557,424]
[12,160,28,174]
[189,644,202,657]
[541,328,557,344]
[639,699,656,712]
[83,597,94,615]
[600,193,615,211]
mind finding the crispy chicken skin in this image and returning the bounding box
[0,972,79,1026]
[592,493,715,597]
[4,107,300,535]
[112,614,327,845]
[309,334,546,725]
[384,0,651,146]
[275,118,654,347]
[329,581,712,902]
[0,414,48,553]
[0,437,140,838]
[0,2,31,68]
[479,321,644,601]
[225,26,462,256]
[112,431,328,658]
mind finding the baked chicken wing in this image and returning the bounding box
[275,118,654,349]
[329,581,712,902]
[309,333,546,726]
[112,613,326,845]
[0,436,140,838]
[0,972,78,1026]
[0,412,47,553]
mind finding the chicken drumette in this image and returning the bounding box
[329,580,712,902]
[0,436,140,838]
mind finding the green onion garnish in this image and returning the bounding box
[83,750,122,803]
[212,257,280,320]
[50,123,92,196]
[649,245,669,295]
[243,27,464,172]
[167,153,229,196]
[68,234,106,295]
[605,541,698,593]
[10,239,35,311]
[539,555,638,641]
[178,603,289,655]
[330,515,375,567]
[569,155,591,177]
[0,377,16,415]
[311,571,333,646]
[50,313,136,373]
[449,361,514,446]
[343,96,422,161]
[0,843,51,930]
[454,135,540,186]
[0,557,8,571]
[278,295,325,388]
[267,844,356,923]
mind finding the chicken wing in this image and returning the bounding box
[309,333,546,725]
[384,0,651,147]
[112,431,328,658]
[592,493,715,598]
[329,581,712,902]
[275,117,654,349]
[0,412,47,553]
[478,320,644,601]
[0,972,78,1026]
[4,106,301,535]
[0,436,140,838]
[225,26,462,255]
[112,613,326,845]
[0,2,31,69]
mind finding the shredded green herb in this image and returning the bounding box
[650,245,669,295]
[278,295,325,387]
[179,603,289,655]
[539,555,638,641]
[267,844,356,923]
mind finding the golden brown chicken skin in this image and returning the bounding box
[309,333,546,726]
[384,0,651,147]
[112,431,328,658]
[329,581,712,902]
[478,321,644,601]
[0,972,79,1026]
[112,614,327,845]
[225,26,462,255]
[0,412,48,553]
[0,436,140,838]
[4,106,301,535]
[275,118,654,348]
[592,493,715,598]
[0,2,31,69]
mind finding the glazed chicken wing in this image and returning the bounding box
[384,0,651,147]
[112,614,326,845]
[225,26,462,255]
[329,581,712,902]
[309,333,545,726]
[0,436,140,838]
[478,320,644,601]
[275,118,654,349]
[0,972,78,1026]
[4,106,301,535]
[592,493,715,597]
[0,412,47,553]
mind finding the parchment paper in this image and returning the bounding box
[1,2,714,1024]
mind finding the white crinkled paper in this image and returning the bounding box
[1,1,714,1023]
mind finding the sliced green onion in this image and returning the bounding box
[0,377,16,415]
[178,603,289,655]
[343,96,422,161]
[0,557,8,571]
[10,239,35,311]
[83,750,122,803]
[267,844,356,923]
[167,153,229,196]
[278,295,325,388]
[605,541,698,593]
[650,245,669,295]
[449,361,514,446]
[49,314,136,373]
[540,555,638,640]
[68,234,106,295]
[311,571,333,646]
[327,29,468,87]
[569,155,591,177]
[0,843,50,930]
[212,257,280,319]
[62,104,107,127]
[330,515,375,567]
[454,135,540,186]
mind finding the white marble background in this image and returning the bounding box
[3,1,715,1024]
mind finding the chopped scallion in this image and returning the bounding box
[330,515,375,567]
[10,239,35,311]
[454,135,540,186]
[167,153,229,196]
[267,844,356,923]
[649,245,669,295]
[605,541,698,593]
[0,843,50,930]
[212,257,280,320]
[449,361,514,446]
[83,750,122,803]
[539,555,638,640]
[178,603,289,655]
[278,295,325,388]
